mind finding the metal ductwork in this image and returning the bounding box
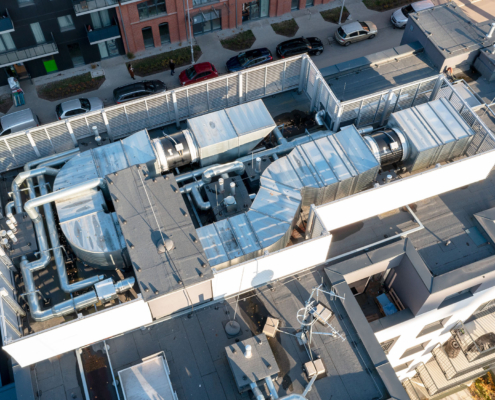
[53,130,158,269]
[197,125,380,270]
[363,129,408,168]
[154,99,276,172]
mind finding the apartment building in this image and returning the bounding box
[0,0,125,87]
[116,0,333,53]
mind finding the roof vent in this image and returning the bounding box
[157,235,174,254]
[486,22,495,39]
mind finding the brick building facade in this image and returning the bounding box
[117,0,333,54]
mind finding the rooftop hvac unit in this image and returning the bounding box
[387,98,474,173]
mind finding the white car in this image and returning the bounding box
[56,97,103,120]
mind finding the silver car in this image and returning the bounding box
[334,21,378,46]
[56,97,103,120]
[391,0,434,28]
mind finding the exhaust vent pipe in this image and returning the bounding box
[487,22,495,39]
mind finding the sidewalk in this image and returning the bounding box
[0,0,407,125]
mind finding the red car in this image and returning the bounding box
[179,62,218,86]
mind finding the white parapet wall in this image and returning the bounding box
[3,298,152,367]
[212,233,332,300]
[315,149,495,232]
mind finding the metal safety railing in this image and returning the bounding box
[451,319,495,362]
[416,362,438,396]
[0,55,304,173]
[401,378,421,400]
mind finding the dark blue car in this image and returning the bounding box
[226,48,273,72]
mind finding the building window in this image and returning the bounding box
[400,341,430,359]
[98,40,119,59]
[417,316,451,337]
[137,0,167,21]
[58,15,75,32]
[0,33,16,53]
[192,10,221,36]
[159,23,170,45]
[393,361,412,373]
[91,10,112,30]
[30,23,46,44]
[242,0,269,22]
[438,286,480,309]
[142,27,154,48]
[17,0,35,7]
[192,0,217,6]
[67,43,85,67]
[380,336,400,355]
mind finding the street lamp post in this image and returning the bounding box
[338,0,346,25]
[186,0,195,64]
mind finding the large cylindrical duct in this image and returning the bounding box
[153,130,198,172]
[363,129,408,168]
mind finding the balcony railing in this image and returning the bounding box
[451,313,495,362]
[0,33,58,69]
[86,18,121,45]
[73,0,119,16]
[401,378,422,400]
[415,357,486,398]
[0,9,14,34]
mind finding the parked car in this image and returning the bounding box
[226,48,273,72]
[179,62,218,86]
[56,97,103,120]
[276,37,324,58]
[391,0,434,28]
[113,80,167,104]
[334,21,378,46]
[0,108,40,136]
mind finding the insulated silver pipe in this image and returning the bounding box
[249,383,265,400]
[218,178,225,193]
[202,161,245,184]
[264,377,279,399]
[230,182,236,197]
[5,202,14,220]
[12,167,60,213]
[24,178,105,222]
[273,126,287,145]
[23,148,80,172]
[180,181,211,210]
[37,173,104,293]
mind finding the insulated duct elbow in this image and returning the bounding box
[202,161,245,184]
[24,178,105,222]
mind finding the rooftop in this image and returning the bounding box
[325,51,438,101]
[412,3,495,57]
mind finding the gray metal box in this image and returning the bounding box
[225,334,279,392]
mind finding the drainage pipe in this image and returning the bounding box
[24,178,105,222]
[202,161,245,184]
[264,377,279,399]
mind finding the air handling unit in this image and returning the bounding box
[363,98,474,172]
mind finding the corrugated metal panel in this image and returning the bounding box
[125,102,148,133]
[197,224,229,268]
[246,210,290,250]
[251,187,300,224]
[214,220,243,261]
[106,108,130,139]
[7,134,37,166]
[229,214,261,256]
[146,94,172,128]
[45,124,74,152]
[262,157,302,189]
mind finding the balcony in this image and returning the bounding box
[451,310,495,362]
[0,9,14,34]
[0,33,58,69]
[86,18,121,45]
[415,359,485,397]
[72,0,119,16]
